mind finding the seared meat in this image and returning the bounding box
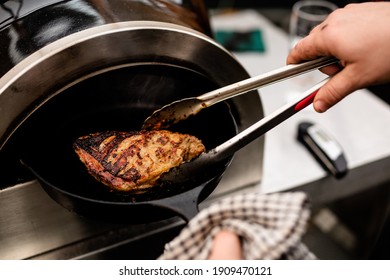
[73,130,205,192]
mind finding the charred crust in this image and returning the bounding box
[156,136,169,145]
[124,167,141,182]
[74,130,205,191]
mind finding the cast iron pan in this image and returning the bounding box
[19,64,238,223]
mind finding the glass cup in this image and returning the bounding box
[289,0,338,49]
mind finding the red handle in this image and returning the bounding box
[294,89,319,112]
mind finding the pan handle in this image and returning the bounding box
[147,183,208,222]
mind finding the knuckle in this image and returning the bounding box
[344,3,357,9]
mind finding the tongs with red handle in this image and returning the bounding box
[142,56,337,130]
[160,77,330,183]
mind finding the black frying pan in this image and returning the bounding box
[20,64,238,223]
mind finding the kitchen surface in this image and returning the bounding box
[0,0,389,260]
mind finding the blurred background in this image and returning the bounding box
[204,0,390,104]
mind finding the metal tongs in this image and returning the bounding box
[142,57,338,183]
[142,56,337,130]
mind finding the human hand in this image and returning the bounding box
[208,230,242,260]
[287,2,390,112]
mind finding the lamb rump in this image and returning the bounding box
[73,130,205,192]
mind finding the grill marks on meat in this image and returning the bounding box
[73,130,205,192]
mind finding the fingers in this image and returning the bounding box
[313,68,358,112]
[208,230,242,260]
[286,22,330,65]
[287,20,357,113]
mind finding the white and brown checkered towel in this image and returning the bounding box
[158,191,316,260]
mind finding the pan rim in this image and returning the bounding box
[22,155,233,207]
[0,20,237,150]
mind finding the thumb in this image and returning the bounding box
[313,69,359,113]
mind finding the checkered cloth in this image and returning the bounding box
[158,191,316,260]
